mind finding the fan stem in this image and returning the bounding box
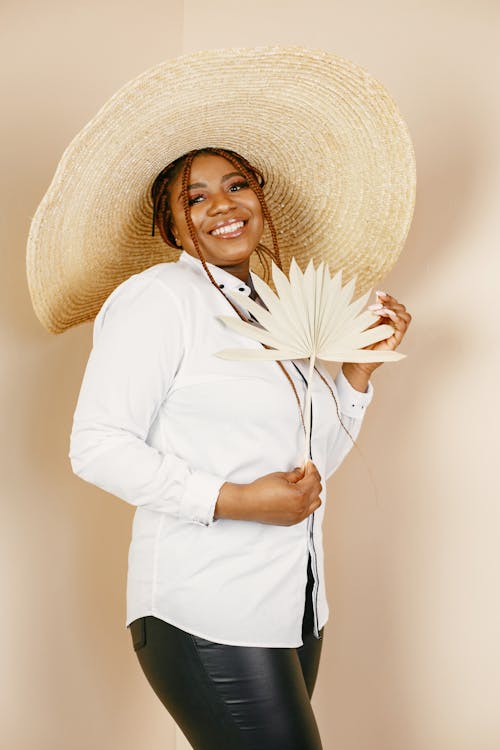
[302,353,316,467]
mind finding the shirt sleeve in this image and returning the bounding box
[68,275,226,526]
[325,366,374,480]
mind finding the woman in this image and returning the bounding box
[68,145,411,749]
[27,47,415,750]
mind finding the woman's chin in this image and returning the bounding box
[203,239,257,266]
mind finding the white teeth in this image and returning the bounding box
[211,221,244,236]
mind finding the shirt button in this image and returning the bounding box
[219,283,225,289]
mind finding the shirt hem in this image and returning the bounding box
[125,609,322,648]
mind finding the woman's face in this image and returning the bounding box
[167,153,264,273]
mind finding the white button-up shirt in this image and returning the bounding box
[69,250,374,647]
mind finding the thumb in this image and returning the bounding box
[285,466,305,483]
[302,459,314,473]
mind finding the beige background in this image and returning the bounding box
[2,1,499,748]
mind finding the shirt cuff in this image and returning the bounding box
[334,367,374,419]
[179,470,227,526]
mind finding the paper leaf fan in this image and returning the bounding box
[214,257,406,465]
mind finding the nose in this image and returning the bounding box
[206,188,237,216]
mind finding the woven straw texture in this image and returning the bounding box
[26,45,416,333]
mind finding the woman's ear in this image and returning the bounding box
[169,219,182,248]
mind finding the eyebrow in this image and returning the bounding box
[177,172,244,201]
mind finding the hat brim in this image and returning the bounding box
[26,45,416,333]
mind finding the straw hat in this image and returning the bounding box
[26,45,416,334]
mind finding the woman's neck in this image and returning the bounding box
[216,259,250,282]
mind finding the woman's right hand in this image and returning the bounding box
[214,462,323,526]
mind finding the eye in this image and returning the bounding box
[228,179,249,192]
[188,193,205,206]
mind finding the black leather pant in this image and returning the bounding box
[128,555,324,749]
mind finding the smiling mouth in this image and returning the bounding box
[209,219,247,238]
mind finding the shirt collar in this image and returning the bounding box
[177,250,255,297]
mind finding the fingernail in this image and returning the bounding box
[376,290,389,298]
[379,308,397,320]
[368,303,383,310]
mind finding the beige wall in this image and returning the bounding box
[3,1,500,748]
[1,2,183,748]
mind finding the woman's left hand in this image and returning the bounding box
[345,291,412,379]
[360,292,411,374]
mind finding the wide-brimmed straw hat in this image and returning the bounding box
[26,45,416,334]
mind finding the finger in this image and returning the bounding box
[303,460,320,475]
[374,293,409,317]
[375,290,396,303]
[364,311,411,352]
[369,299,407,314]
[398,311,412,323]
[375,298,408,318]
[367,321,400,349]
[296,468,318,485]
[374,308,398,322]
[308,498,322,515]
[298,471,323,496]
[381,308,411,331]
[384,303,408,317]
[286,467,305,482]
[296,473,321,495]
[383,318,406,346]
[372,306,411,330]
[306,462,321,482]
